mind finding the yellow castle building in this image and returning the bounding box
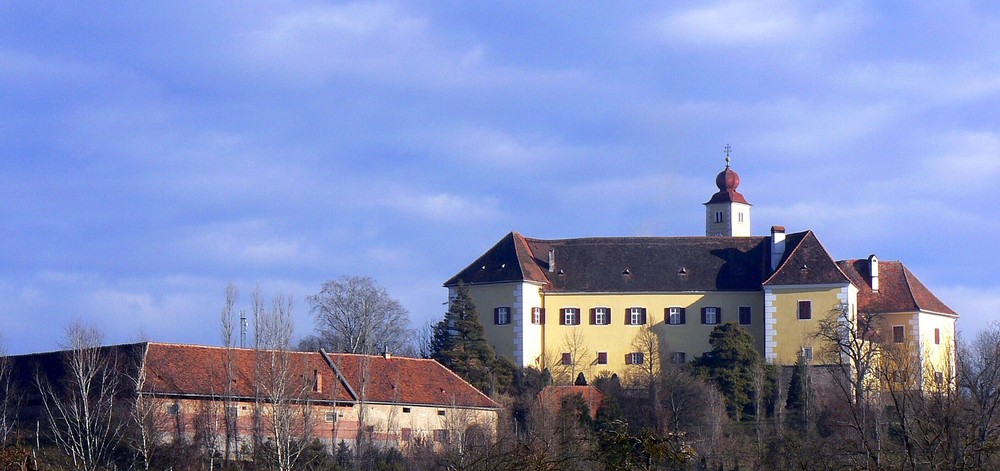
[444,160,957,385]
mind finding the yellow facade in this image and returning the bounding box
[764,284,851,365]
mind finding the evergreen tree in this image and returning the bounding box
[431,282,514,395]
[785,352,811,429]
[691,322,765,420]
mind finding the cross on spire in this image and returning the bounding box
[723,143,732,167]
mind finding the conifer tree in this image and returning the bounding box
[785,352,811,429]
[431,283,514,395]
[691,322,765,420]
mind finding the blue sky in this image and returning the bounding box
[2,1,999,354]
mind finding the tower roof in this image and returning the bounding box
[705,162,750,205]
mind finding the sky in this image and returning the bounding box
[2,1,999,355]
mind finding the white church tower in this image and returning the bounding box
[704,148,751,237]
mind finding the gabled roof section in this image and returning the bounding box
[837,260,957,316]
[326,354,499,409]
[524,236,770,292]
[764,231,849,286]
[444,232,545,287]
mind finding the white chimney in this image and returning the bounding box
[770,226,786,271]
[868,254,879,292]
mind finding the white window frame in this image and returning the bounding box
[532,307,542,325]
[629,307,643,325]
[801,347,813,361]
[671,352,686,364]
[715,211,723,223]
[668,307,683,325]
[563,308,578,325]
[594,307,609,325]
[626,352,644,365]
[496,306,510,325]
[704,307,718,325]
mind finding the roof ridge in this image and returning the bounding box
[426,358,501,409]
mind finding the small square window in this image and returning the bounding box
[671,352,686,364]
[596,352,608,365]
[667,307,685,325]
[702,307,719,325]
[325,411,336,422]
[593,307,609,325]
[561,352,572,366]
[531,307,544,325]
[801,347,813,361]
[625,352,644,365]
[561,308,580,326]
[437,410,446,416]
[166,404,180,416]
[893,325,905,343]
[739,306,752,325]
[494,307,510,325]
[797,301,812,320]
[401,428,412,441]
[402,407,411,413]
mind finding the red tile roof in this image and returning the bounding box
[837,260,956,316]
[141,343,499,409]
[764,231,850,286]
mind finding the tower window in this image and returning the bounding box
[715,211,723,223]
[738,212,744,223]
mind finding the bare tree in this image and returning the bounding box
[36,322,126,471]
[125,345,166,471]
[812,304,887,467]
[220,283,239,465]
[555,328,590,385]
[958,323,1000,467]
[0,333,17,446]
[308,276,411,355]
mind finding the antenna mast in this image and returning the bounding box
[240,310,248,348]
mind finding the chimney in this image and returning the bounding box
[770,226,786,271]
[868,254,879,292]
[548,249,555,273]
[382,345,392,360]
[313,369,322,393]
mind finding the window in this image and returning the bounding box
[934,372,944,385]
[701,307,720,325]
[671,352,686,364]
[402,407,411,413]
[494,307,511,325]
[596,351,608,365]
[401,428,412,441]
[934,328,941,345]
[531,307,544,325]
[738,212,744,223]
[715,211,723,223]
[437,410,446,416]
[893,325,905,343]
[627,307,647,325]
[801,347,813,361]
[667,307,686,325]
[739,306,752,325]
[561,352,572,366]
[433,429,450,442]
[591,307,610,325]
[560,308,580,325]
[325,411,336,423]
[166,404,180,416]
[797,300,812,320]
[625,352,645,365]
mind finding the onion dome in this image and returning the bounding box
[705,158,750,205]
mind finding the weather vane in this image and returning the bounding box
[723,143,732,167]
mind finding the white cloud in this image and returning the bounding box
[178,220,322,266]
[378,191,500,223]
[935,285,1000,338]
[646,1,854,47]
[840,62,1000,104]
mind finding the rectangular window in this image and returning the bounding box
[625,352,644,365]
[402,407,411,413]
[592,307,610,325]
[325,411,336,423]
[166,404,180,416]
[738,212,744,223]
[801,347,813,361]
[893,325,905,343]
[401,428,412,441]
[627,307,647,325]
[532,307,544,325]
[437,410,446,416]
[715,211,723,223]
[596,352,608,365]
[934,328,940,345]
[667,307,685,325]
[671,352,686,364]
[797,300,812,320]
[560,308,580,325]
[702,307,720,325]
[561,352,572,366]
[433,429,450,442]
[739,306,752,325]
[494,306,510,325]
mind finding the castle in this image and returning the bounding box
[445,159,957,385]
